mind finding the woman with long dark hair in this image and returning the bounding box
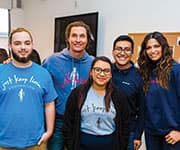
[138,31,180,150]
[63,56,130,150]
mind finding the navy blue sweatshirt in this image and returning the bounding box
[145,62,180,136]
[112,63,144,140]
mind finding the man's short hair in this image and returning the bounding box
[113,35,134,52]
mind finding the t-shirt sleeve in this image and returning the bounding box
[43,71,57,103]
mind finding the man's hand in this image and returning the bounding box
[134,139,141,150]
[3,58,11,64]
[165,130,180,145]
[38,132,52,145]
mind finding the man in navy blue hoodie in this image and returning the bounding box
[42,21,94,150]
[112,35,144,150]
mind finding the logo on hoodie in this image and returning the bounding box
[60,67,86,89]
[70,67,79,89]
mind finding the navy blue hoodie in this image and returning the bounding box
[145,62,180,135]
[112,63,145,140]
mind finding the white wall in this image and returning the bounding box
[0,0,11,9]
[1,0,179,60]
[10,8,25,29]
[0,0,11,50]
[0,0,24,51]
[0,37,8,50]
[17,0,180,61]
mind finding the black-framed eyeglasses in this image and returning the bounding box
[114,47,132,54]
[93,67,111,75]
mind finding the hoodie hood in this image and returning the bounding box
[57,48,94,79]
[59,47,94,63]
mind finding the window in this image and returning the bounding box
[0,8,9,37]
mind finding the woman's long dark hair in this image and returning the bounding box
[78,56,113,112]
[137,31,174,94]
[0,48,9,63]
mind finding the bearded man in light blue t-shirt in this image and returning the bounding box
[0,28,57,150]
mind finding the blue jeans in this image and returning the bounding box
[145,132,180,150]
[47,116,64,150]
[127,132,135,150]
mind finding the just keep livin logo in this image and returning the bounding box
[1,75,41,102]
[18,88,25,102]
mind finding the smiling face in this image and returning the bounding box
[9,31,33,66]
[90,60,112,89]
[112,40,133,69]
[68,26,88,58]
[145,38,162,62]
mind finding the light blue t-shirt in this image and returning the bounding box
[0,62,57,148]
[81,87,116,135]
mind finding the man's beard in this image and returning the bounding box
[12,50,32,63]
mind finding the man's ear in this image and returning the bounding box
[8,43,11,50]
